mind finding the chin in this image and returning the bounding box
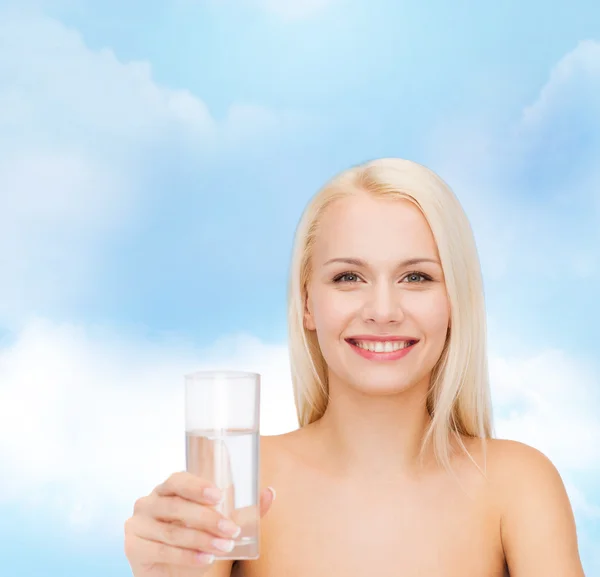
[345,374,423,397]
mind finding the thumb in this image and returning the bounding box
[259,487,276,518]
[229,487,276,528]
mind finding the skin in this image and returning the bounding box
[124,192,585,577]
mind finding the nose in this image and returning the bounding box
[361,283,405,325]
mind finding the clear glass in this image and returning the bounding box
[185,370,261,560]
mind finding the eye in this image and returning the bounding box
[333,271,362,283]
[402,271,432,283]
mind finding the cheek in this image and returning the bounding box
[309,289,359,344]
[312,294,347,334]
[411,292,450,338]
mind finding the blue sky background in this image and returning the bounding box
[0,0,598,575]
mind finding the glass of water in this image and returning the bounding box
[185,370,260,560]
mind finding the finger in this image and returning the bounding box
[153,471,223,506]
[127,516,240,557]
[125,533,216,568]
[143,495,241,538]
[230,487,276,529]
[259,487,276,518]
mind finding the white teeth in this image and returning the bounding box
[353,340,414,352]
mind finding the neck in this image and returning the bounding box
[311,374,434,479]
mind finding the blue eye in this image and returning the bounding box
[403,272,431,283]
[333,272,361,283]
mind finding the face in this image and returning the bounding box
[304,192,450,397]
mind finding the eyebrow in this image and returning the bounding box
[323,257,441,268]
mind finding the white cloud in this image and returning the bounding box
[519,39,600,133]
[0,13,215,135]
[491,350,600,473]
[512,39,600,211]
[0,318,298,539]
[0,317,598,541]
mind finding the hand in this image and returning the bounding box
[124,472,276,577]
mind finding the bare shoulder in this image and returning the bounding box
[482,437,560,475]
[259,427,308,478]
[482,439,585,577]
[260,427,306,458]
[482,438,570,497]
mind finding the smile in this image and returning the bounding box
[345,338,419,361]
[350,339,416,352]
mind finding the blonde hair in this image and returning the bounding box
[287,158,494,470]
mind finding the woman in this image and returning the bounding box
[124,158,585,576]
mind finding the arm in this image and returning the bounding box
[498,441,585,577]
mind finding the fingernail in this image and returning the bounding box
[218,518,241,538]
[212,538,235,553]
[203,487,222,503]
[196,552,215,564]
[268,486,277,500]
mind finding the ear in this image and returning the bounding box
[303,293,316,331]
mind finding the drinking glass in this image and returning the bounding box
[185,370,261,560]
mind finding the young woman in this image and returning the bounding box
[124,158,585,577]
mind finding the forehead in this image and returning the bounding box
[313,193,439,261]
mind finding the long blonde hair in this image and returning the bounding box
[287,158,494,470]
